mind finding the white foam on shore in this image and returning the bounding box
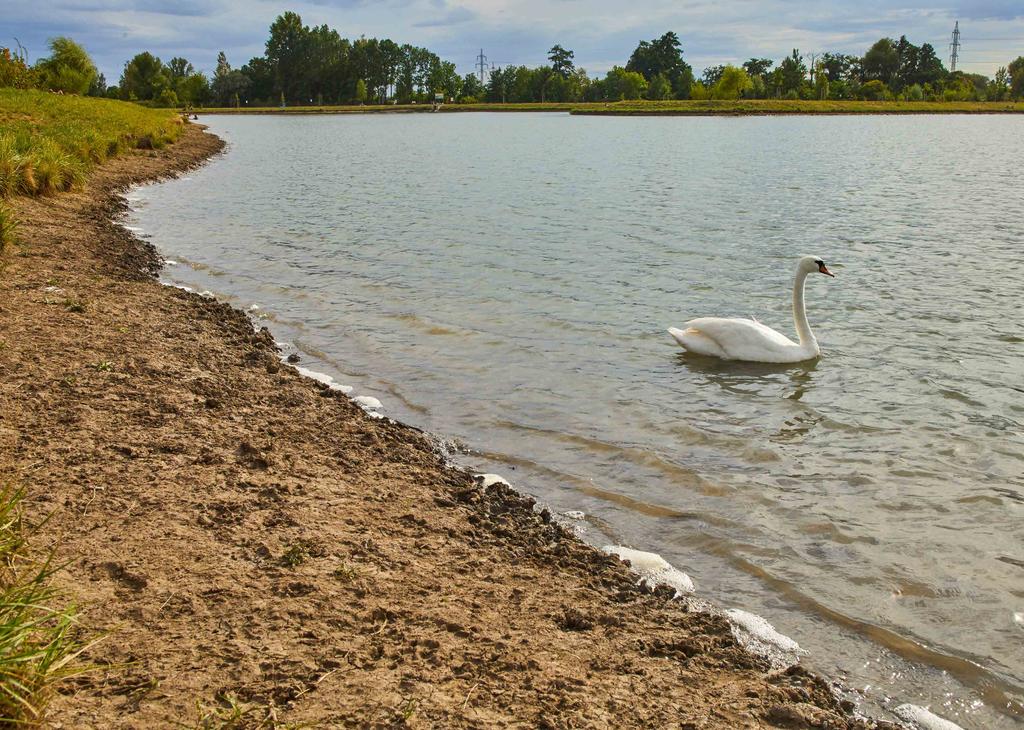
[474,474,509,488]
[164,259,178,266]
[724,609,803,658]
[294,366,353,394]
[563,510,585,520]
[1015,611,1023,628]
[353,395,382,410]
[893,703,964,730]
[602,545,695,596]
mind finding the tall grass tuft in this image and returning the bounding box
[0,136,30,198]
[0,203,16,252]
[0,88,183,201]
[0,88,182,257]
[0,485,91,723]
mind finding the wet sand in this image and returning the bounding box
[0,124,890,727]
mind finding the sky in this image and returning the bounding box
[5,0,1023,83]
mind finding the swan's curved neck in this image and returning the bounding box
[792,269,817,351]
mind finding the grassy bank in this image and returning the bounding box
[0,89,183,251]
[196,99,1024,116]
[0,486,85,723]
[570,99,1024,115]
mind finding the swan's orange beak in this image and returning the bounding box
[818,263,835,277]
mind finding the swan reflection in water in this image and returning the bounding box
[674,352,825,443]
[675,350,820,396]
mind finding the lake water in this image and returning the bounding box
[129,113,1024,728]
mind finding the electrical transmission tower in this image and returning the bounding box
[476,49,489,84]
[949,21,961,72]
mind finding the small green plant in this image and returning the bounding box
[280,544,308,568]
[398,697,418,722]
[191,691,306,729]
[64,299,86,313]
[0,484,92,724]
[89,360,113,372]
[332,562,357,583]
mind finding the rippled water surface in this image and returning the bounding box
[131,113,1024,727]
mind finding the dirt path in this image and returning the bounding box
[0,124,888,728]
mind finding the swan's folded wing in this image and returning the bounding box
[683,317,798,360]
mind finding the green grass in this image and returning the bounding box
[0,484,91,724]
[0,88,183,201]
[196,99,1024,116]
[570,99,1024,115]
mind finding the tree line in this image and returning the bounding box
[3,17,1023,107]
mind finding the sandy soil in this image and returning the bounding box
[0,125,893,728]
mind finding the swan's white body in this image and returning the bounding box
[669,256,833,364]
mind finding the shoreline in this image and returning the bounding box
[1,124,894,727]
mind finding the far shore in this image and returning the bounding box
[194,99,1024,116]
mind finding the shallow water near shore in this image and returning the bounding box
[129,113,1023,727]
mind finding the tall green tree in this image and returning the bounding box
[913,43,945,87]
[713,65,752,99]
[779,49,807,95]
[240,56,275,104]
[548,45,575,77]
[35,37,97,94]
[1009,56,1024,98]
[862,38,899,85]
[987,67,1010,101]
[647,73,672,100]
[165,57,208,105]
[604,66,647,100]
[211,52,248,106]
[742,58,773,79]
[429,59,461,100]
[486,66,514,102]
[266,11,310,104]
[701,65,725,87]
[626,31,693,98]
[119,51,168,100]
[818,53,855,82]
[460,72,484,100]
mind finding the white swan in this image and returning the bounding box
[668,255,835,363]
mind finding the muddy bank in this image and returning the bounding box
[0,124,889,728]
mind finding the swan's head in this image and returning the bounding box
[799,255,835,278]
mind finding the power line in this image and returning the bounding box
[475,48,489,84]
[949,20,961,72]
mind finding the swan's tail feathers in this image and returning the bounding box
[668,327,689,346]
[668,326,728,358]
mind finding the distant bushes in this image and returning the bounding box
[0,48,38,90]
[34,38,98,96]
